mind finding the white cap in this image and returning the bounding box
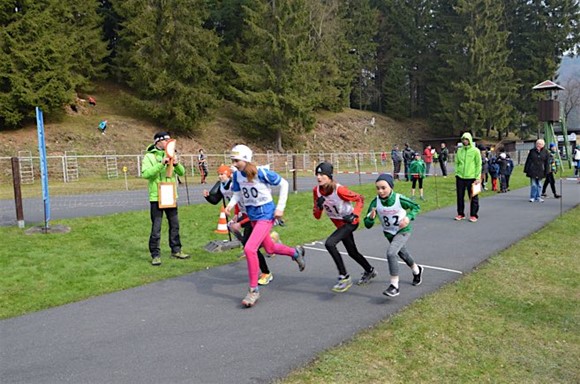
[500,153,506,159]
[230,144,253,162]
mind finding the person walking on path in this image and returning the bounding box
[541,143,561,199]
[423,145,433,176]
[408,152,426,200]
[524,139,550,203]
[391,145,403,180]
[439,142,449,177]
[142,132,189,266]
[402,143,414,181]
[363,174,423,297]
[204,165,275,286]
[574,145,580,177]
[225,144,305,308]
[198,148,209,184]
[455,132,482,222]
[312,162,377,293]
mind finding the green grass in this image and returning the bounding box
[1,169,578,382]
[0,167,559,319]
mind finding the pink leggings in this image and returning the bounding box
[245,220,295,288]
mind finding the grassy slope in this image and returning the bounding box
[0,82,431,158]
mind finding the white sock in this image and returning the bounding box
[412,264,420,275]
[390,276,399,288]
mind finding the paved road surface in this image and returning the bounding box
[1,179,578,384]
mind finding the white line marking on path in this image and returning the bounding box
[303,245,463,275]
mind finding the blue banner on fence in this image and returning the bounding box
[36,107,50,226]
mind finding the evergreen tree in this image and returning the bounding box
[113,0,219,135]
[453,0,516,137]
[0,0,108,128]
[228,0,320,151]
[504,0,580,138]
[374,0,433,118]
[343,0,379,111]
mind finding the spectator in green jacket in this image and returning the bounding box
[142,132,189,266]
[408,152,426,200]
[455,132,482,222]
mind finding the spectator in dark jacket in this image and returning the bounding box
[402,143,414,181]
[523,139,550,203]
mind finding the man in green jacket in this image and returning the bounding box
[454,132,482,222]
[142,132,189,265]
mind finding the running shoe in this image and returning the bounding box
[412,266,423,286]
[468,216,478,222]
[383,284,400,297]
[357,268,377,285]
[151,257,161,266]
[454,215,465,221]
[258,273,274,286]
[293,246,306,271]
[171,251,190,259]
[332,275,352,293]
[241,288,260,307]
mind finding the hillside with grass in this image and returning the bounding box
[0,83,432,158]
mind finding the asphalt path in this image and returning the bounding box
[1,178,578,384]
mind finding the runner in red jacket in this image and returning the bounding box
[312,162,377,293]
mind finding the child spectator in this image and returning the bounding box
[363,174,423,297]
[312,162,377,293]
[488,154,500,191]
[541,143,561,198]
[505,153,514,191]
[496,152,509,193]
[408,152,426,200]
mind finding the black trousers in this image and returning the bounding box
[149,202,182,258]
[393,161,402,179]
[439,159,448,176]
[542,173,556,195]
[456,176,479,218]
[325,223,373,277]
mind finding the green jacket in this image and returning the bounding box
[408,159,426,178]
[363,191,420,241]
[455,132,482,180]
[142,144,185,202]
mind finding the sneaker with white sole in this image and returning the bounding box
[241,288,260,307]
[258,273,273,286]
[151,257,161,266]
[383,284,400,297]
[412,266,423,286]
[293,246,305,271]
[332,275,352,293]
[357,268,377,285]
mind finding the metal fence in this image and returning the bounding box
[1,150,533,188]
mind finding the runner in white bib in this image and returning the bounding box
[312,162,377,293]
[225,144,305,308]
[364,174,423,298]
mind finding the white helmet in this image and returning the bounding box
[230,144,253,162]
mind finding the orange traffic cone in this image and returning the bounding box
[214,207,229,234]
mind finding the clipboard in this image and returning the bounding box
[158,182,177,208]
[471,182,481,197]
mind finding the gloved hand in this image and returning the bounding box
[316,196,326,210]
[342,213,358,224]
